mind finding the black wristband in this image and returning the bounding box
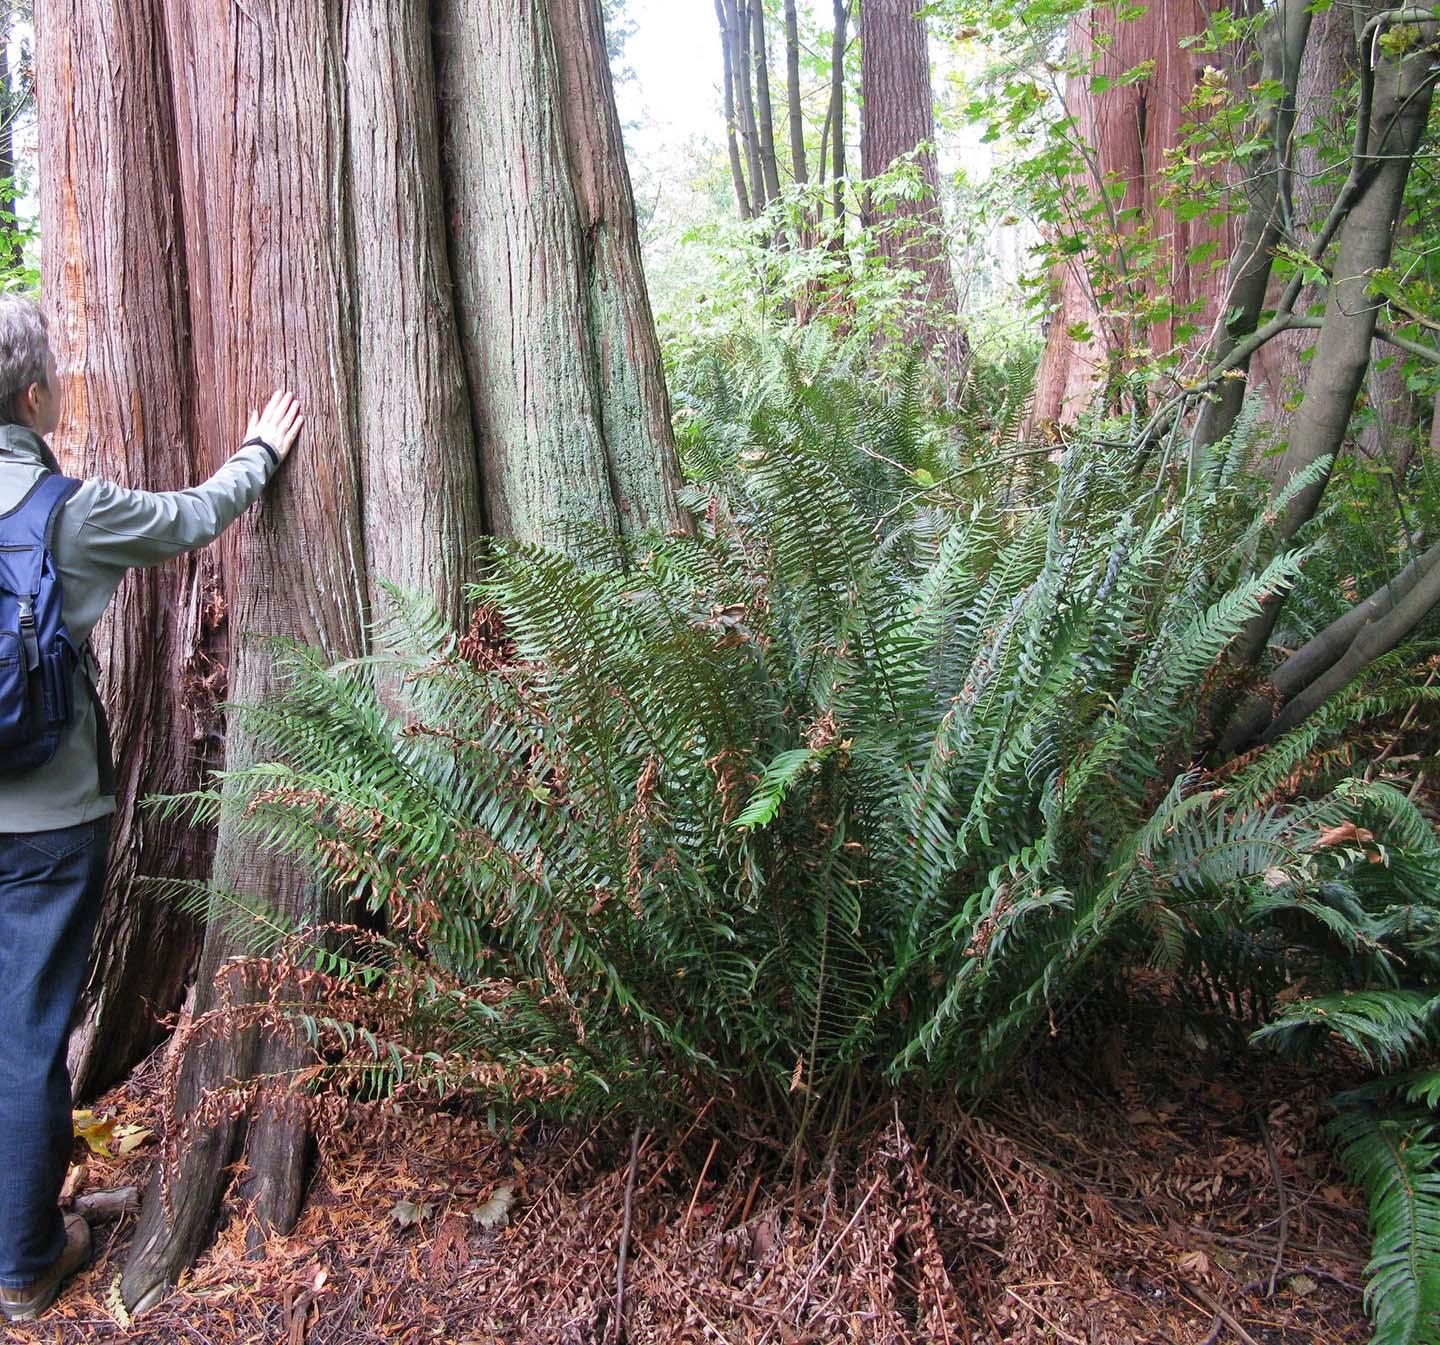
[241,436,280,469]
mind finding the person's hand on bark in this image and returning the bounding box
[243,390,304,462]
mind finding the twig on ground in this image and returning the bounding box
[1258,1112,1290,1297]
[683,1138,720,1238]
[612,1121,643,1345]
[738,1168,764,1226]
[71,1187,141,1223]
[1183,1281,1265,1345]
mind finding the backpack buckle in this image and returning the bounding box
[16,596,39,672]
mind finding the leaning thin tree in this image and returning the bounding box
[34,0,683,1310]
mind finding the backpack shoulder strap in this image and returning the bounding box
[35,474,80,550]
[0,472,80,552]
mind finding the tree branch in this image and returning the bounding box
[1288,314,1440,364]
[1218,540,1440,752]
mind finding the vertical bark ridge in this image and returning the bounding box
[345,0,483,620]
[36,0,207,1100]
[123,0,369,1304]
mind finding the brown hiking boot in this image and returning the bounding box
[0,1213,91,1322]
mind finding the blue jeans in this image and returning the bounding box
[0,819,108,1286]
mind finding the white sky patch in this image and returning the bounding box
[616,0,843,167]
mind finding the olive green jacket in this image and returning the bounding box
[0,423,278,831]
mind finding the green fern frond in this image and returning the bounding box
[1328,1104,1440,1345]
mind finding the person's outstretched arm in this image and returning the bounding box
[72,391,304,570]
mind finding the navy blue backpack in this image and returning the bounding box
[0,473,83,775]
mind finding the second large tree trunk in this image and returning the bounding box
[1029,0,1234,429]
[438,0,684,546]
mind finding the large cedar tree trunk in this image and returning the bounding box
[120,0,371,1305]
[36,0,210,1100]
[859,0,966,379]
[29,0,680,1309]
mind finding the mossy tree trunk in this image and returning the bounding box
[437,0,684,546]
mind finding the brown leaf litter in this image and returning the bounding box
[7,1011,1373,1344]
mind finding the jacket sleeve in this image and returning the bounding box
[71,440,278,570]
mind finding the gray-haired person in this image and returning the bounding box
[0,295,302,1320]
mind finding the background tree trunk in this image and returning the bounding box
[1250,3,1424,478]
[0,27,22,270]
[830,0,847,227]
[859,0,966,379]
[751,0,782,204]
[734,0,767,214]
[717,0,755,218]
[784,0,808,184]
[1231,10,1437,669]
[1248,0,1355,430]
[1029,0,1234,429]
[35,0,210,1101]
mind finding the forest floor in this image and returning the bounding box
[5,982,1373,1345]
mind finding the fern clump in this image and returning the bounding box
[161,347,1437,1155]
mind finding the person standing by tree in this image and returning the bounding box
[0,295,302,1321]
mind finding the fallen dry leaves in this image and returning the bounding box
[3,990,1375,1345]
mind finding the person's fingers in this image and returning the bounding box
[277,423,303,458]
[246,390,304,458]
[272,404,297,439]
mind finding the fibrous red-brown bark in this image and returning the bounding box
[1030,0,1234,428]
[36,0,209,1100]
